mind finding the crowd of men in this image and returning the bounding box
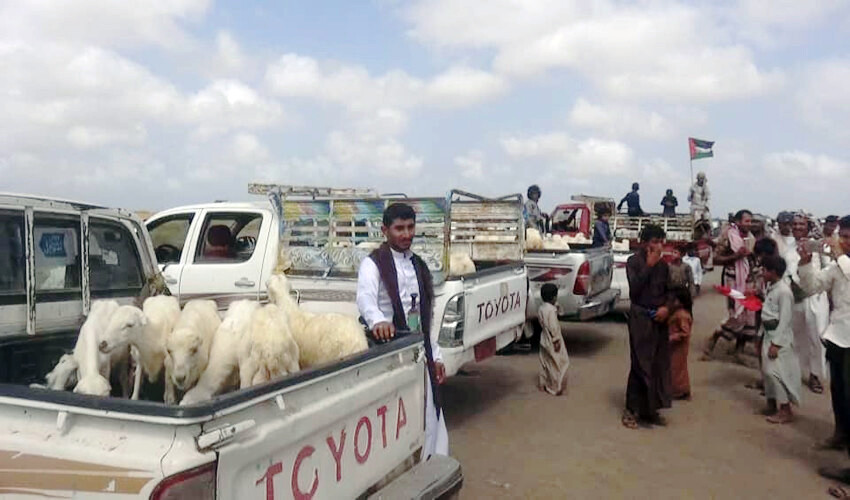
[623,207,850,494]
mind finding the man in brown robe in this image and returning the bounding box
[623,224,673,428]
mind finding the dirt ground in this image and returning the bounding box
[444,271,845,499]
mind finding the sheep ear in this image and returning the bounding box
[139,314,149,327]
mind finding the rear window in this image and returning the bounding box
[551,207,584,233]
[0,212,25,302]
[90,219,144,297]
[34,216,81,298]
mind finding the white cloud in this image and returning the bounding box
[404,0,782,101]
[763,151,849,180]
[568,98,673,140]
[0,0,210,48]
[67,124,148,150]
[230,133,270,165]
[186,79,283,138]
[502,132,633,177]
[454,150,485,179]
[265,54,506,110]
[214,31,245,73]
[797,59,850,138]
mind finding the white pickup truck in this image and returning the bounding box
[0,193,461,498]
[146,185,528,378]
[524,195,619,330]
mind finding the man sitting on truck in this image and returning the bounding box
[356,202,449,459]
[524,184,547,232]
[618,182,645,217]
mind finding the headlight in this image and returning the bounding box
[438,293,464,347]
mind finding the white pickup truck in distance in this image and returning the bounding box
[146,185,529,378]
[524,195,619,328]
[0,193,461,499]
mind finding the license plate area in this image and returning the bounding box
[474,337,497,362]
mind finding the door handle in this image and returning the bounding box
[235,278,256,288]
[165,277,178,285]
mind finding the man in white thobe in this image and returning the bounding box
[799,216,850,485]
[688,172,710,223]
[356,203,449,459]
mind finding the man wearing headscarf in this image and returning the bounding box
[688,172,710,222]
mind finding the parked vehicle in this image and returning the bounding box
[146,185,528,378]
[524,195,619,330]
[0,193,462,499]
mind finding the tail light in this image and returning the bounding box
[150,462,216,500]
[438,293,464,347]
[614,262,626,269]
[573,261,591,296]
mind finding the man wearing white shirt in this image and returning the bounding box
[797,216,850,484]
[356,203,449,459]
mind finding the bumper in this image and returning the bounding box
[369,455,463,500]
[562,288,620,321]
[440,328,521,377]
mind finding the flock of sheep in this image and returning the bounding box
[35,274,368,405]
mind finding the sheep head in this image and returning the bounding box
[100,305,148,355]
[165,327,208,391]
[46,354,78,390]
[267,274,293,306]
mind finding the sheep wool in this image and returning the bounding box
[181,300,260,405]
[526,228,544,250]
[73,299,120,396]
[267,274,368,368]
[164,300,221,404]
[241,303,301,387]
[449,251,477,276]
[45,353,78,391]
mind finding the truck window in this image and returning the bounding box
[0,212,25,302]
[195,212,263,264]
[90,219,144,297]
[551,208,583,233]
[34,216,81,298]
[148,214,195,264]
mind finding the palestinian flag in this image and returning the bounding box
[689,137,714,160]
[714,285,762,311]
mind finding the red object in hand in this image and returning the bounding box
[714,285,762,311]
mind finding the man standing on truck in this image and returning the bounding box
[688,172,710,222]
[622,224,672,429]
[525,185,547,232]
[356,203,449,459]
[618,182,644,217]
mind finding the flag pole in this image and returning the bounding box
[690,157,694,186]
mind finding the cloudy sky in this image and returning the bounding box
[2,1,849,217]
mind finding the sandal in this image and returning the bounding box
[811,375,824,394]
[621,410,639,429]
[830,485,850,499]
[647,413,668,427]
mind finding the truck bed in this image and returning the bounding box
[0,331,421,420]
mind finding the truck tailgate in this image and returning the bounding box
[211,336,426,500]
[462,265,526,348]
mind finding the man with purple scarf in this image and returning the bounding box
[356,203,449,458]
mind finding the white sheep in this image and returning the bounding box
[164,300,221,404]
[267,274,368,369]
[449,251,477,276]
[543,233,570,251]
[180,300,260,405]
[526,228,544,250]
[73,299,121,396]
[239,303,300,388]
[99,295,181,400]
[42,353,78,391]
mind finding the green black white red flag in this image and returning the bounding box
[689,137,714,160]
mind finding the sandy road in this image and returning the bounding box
[443,271,844,498]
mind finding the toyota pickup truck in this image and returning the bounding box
[0,193,461,498]
[146,185,528,378]
[524,195,619,328]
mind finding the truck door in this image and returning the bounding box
[177,209,270,308]
[146,211,199,297]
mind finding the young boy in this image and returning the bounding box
[538,283,569,395]
[682,245,703,295]
[669,287,694,400]
[760,255,802,424]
